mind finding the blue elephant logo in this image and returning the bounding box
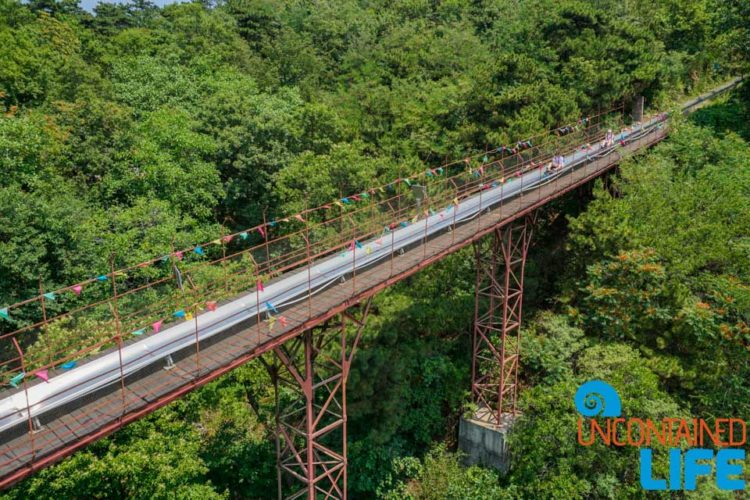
[575,380,622,417]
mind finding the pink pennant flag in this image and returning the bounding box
[72,285,83,296]
[206,301,217,312]
[152,320,163,333]
[257,280,265,292]
[375,238,383,245]
[257,226,266,238]
[34,370,49,382]
[175,251,183,260]
[295,214,305,223]
[223,235,233,243]
[349,241,356,251]
[322,204,332,209]
[279,316,288,327]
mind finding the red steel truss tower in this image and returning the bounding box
[471,212,536,425]
[267,299,372,500]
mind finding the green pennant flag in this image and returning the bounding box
[43,292,56,301]
[0,308,9,321]
[9,373,24,388]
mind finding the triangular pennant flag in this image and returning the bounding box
[334,201,344,208]
[355,240,363,249]
[173,310,186,318]
[175,251,184,261]
[375,238,383,245]
[61,361,77,370]
[351,195,360,201]
[453,198,459,206]
[257,280,265,292]
[361,192,369,199]
[279,316,288,327]
[426,169,433,177]
[280,218,289,223]
[185,312,193,320]
[72,285,83,296]
[403,179,412,187]
[266,315,277,331]
[223,235,233,243]
[211,239,221,245]
[43,292,56,301]
[348,241,356,252]
[239,232,249,240]
[152,320,163,333]
[341,197,351,204]
[411,215,418,224]
[322,204,332,209]
[257,226,266,238]
[295,214,305,223]
[206,301,217,312]
[194,246,205,256]
[0,308,9,321]
[482,155,489,163]
[269,220,278,227]
[400,221,408,228]
[265,301,278,314]
[34,370,49,382]
[9,373,24,388]
[97,275,108,282]
[132,329,146,336]
[366,247,372,255]
[161,255,170,262]
[437,167,444,175]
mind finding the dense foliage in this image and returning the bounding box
[0,0,748,498]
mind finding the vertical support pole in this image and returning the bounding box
[110,255,127,417]
[268,299,372,500]
[38,277,52,367]
[471,212,536,425]
[11,337,35,459]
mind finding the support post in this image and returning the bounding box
[471,212,536,426]
[269,298,372,500]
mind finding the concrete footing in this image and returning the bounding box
[458,409,515,473]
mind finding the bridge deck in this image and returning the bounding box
[0,125,668,487]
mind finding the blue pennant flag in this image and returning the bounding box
[97,275,108,282]
[194,246,204,256]
[61,361,77,370]
[265,301,278,314]
[173,309,186,318]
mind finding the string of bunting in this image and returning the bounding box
[0,111,603,340]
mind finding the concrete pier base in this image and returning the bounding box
[458,409,515,473]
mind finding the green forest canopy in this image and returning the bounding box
[0,0,749,498]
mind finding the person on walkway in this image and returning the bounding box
[604,129,615,147]
[551,153,564,171]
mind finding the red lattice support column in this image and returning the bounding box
[269,298,372,500]
[471,212,536,425]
